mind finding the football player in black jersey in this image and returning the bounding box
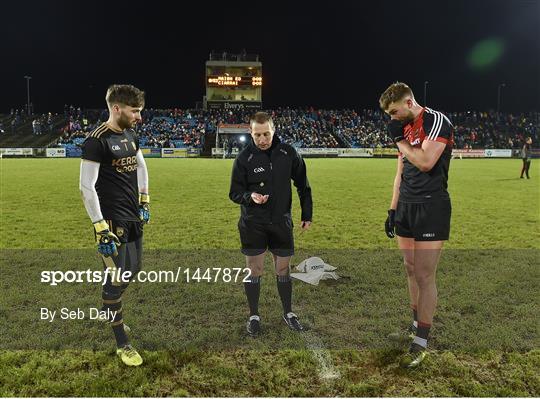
[379,82,454,368]
[79,84,149,366]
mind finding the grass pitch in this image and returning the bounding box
[0,157,539,396]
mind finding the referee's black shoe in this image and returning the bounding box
[246,315,261,337]
[283,312,304,332]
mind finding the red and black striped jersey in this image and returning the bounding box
[399,107,454,202]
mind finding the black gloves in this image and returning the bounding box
[387,119,405,143]
[385,209,396,238]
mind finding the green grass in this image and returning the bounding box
[0,158,539,396]
[1,158,539,249]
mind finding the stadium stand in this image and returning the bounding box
[1,107,538,151]
[0,110,67,148]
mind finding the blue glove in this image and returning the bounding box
[139,193,150,224]
[93,220,121,257]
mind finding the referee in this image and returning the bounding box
[229,112,313,336]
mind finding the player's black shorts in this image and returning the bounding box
[395,199,451,241]
[238,217,294,257]
[96,220,144,282]
[96,219,143,243]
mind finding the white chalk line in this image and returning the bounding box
[301,330,340,381]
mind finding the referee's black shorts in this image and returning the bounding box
[395,199,451,241]
[238,217,294,257]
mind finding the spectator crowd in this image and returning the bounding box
[3,105,539,150]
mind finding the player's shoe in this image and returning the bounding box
[399,343,427,368]
[283,312,304,332]
[246,315,261,337]
[388,326,416,344]
[116,344,143,366]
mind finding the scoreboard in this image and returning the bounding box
[205,54,262,110]
[207,76,262,87]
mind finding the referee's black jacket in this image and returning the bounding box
[229,136,313,224]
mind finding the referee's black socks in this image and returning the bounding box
[277,275,292,315]
[244,275,261,316]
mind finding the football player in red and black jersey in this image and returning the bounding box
[79,84,149,366]
[379,82,453,368]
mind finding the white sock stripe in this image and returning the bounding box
[249,315,260,321]
[413,336,428,348]
[412,320,418,328]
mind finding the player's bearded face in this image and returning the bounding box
[251,122,274,150]
[118,106,142,129]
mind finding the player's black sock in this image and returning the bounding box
[413,321,431,349]
[411,305,418,330]
[244,275,261,316]
[109,301,128,347]
[277,275,292,314]
[103,286,128,347]
[101,300,121,321]
[112,319,128,348]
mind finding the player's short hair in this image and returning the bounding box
[106,84,145,108]
[379,82,414,111]
[250,111,275,131]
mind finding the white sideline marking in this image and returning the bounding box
[301,331,340,380]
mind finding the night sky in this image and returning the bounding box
[2,0,539,113]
